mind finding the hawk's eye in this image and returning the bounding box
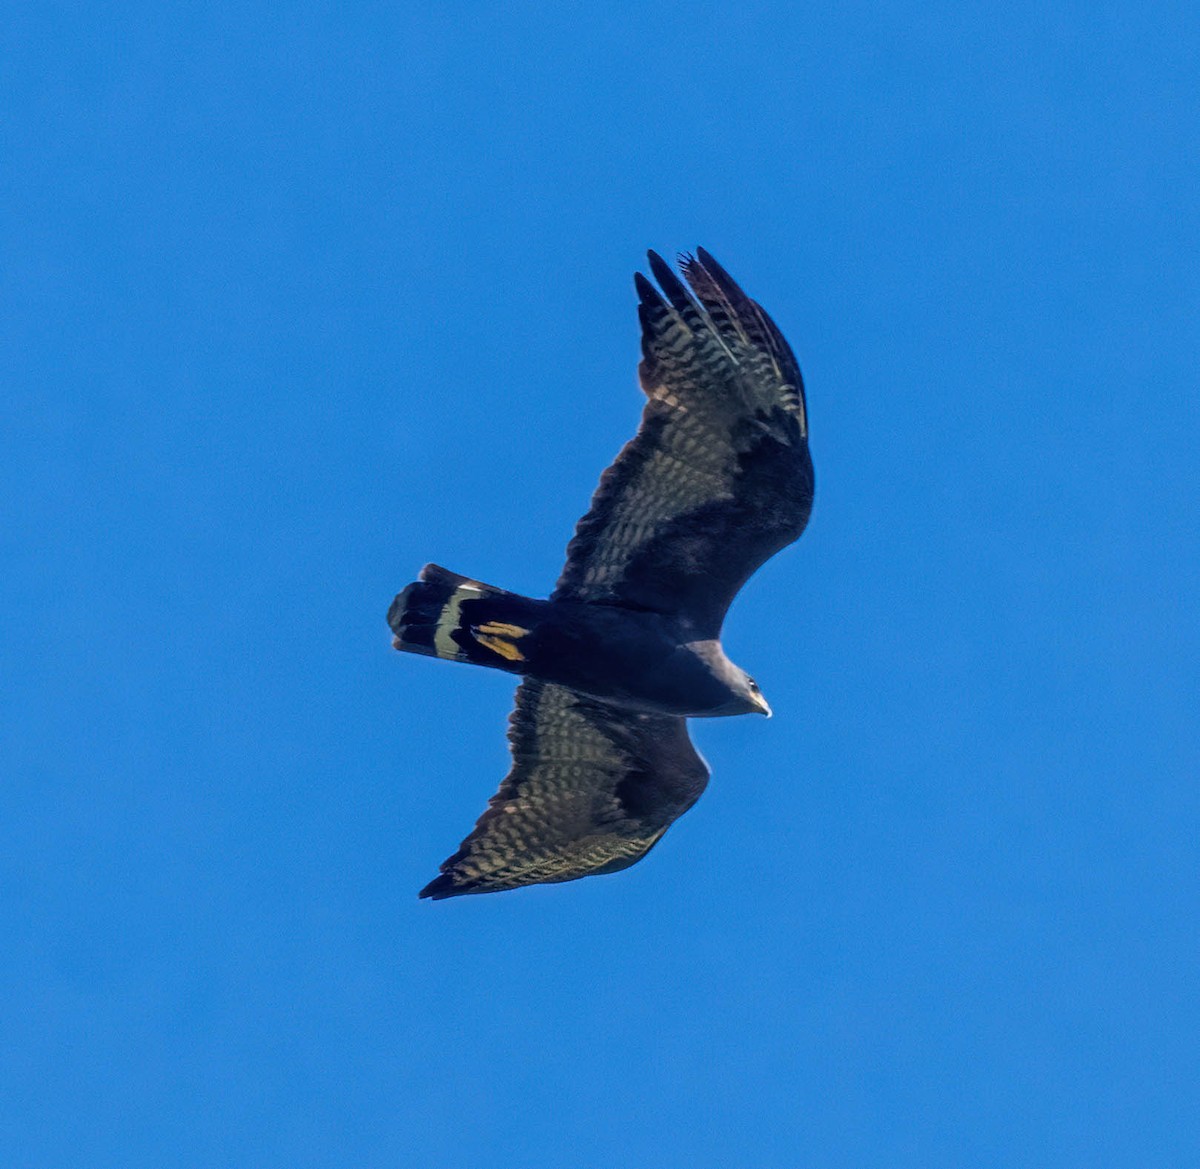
[748,678,759,691]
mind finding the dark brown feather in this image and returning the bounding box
[419,680,708,899]
[553,250,813,635]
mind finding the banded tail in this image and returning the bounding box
[387,564,544,672]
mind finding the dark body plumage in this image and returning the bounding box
[388,249,814,899]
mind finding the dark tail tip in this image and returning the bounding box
[386,571,459,656]
[387,564,494,660]
[387,585,415,636]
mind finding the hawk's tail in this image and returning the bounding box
[387,564,542,672]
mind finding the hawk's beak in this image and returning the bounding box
[752,692,772,718]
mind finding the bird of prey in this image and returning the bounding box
[388,249,814,899]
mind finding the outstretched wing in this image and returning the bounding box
[419,679,709,899]
[553,248,815,638]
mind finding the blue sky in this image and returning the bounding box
[4,3,1198,1165]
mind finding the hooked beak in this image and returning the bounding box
[751,691,773,718]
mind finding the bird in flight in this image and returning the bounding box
[388,249,814,899]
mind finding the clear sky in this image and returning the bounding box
[4,3,1198,1166]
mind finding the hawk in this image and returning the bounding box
[388,249,814,899]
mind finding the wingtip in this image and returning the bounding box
[691,246,743,298]
[646,248,673,284]
[634,270,661,304]
[418,874,456,900]
[640,248,705,292]
[645,248,698,314]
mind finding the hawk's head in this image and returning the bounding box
[685,640,773,718]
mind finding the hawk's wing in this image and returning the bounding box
[419,679,709,899]
[553,248,814,638]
